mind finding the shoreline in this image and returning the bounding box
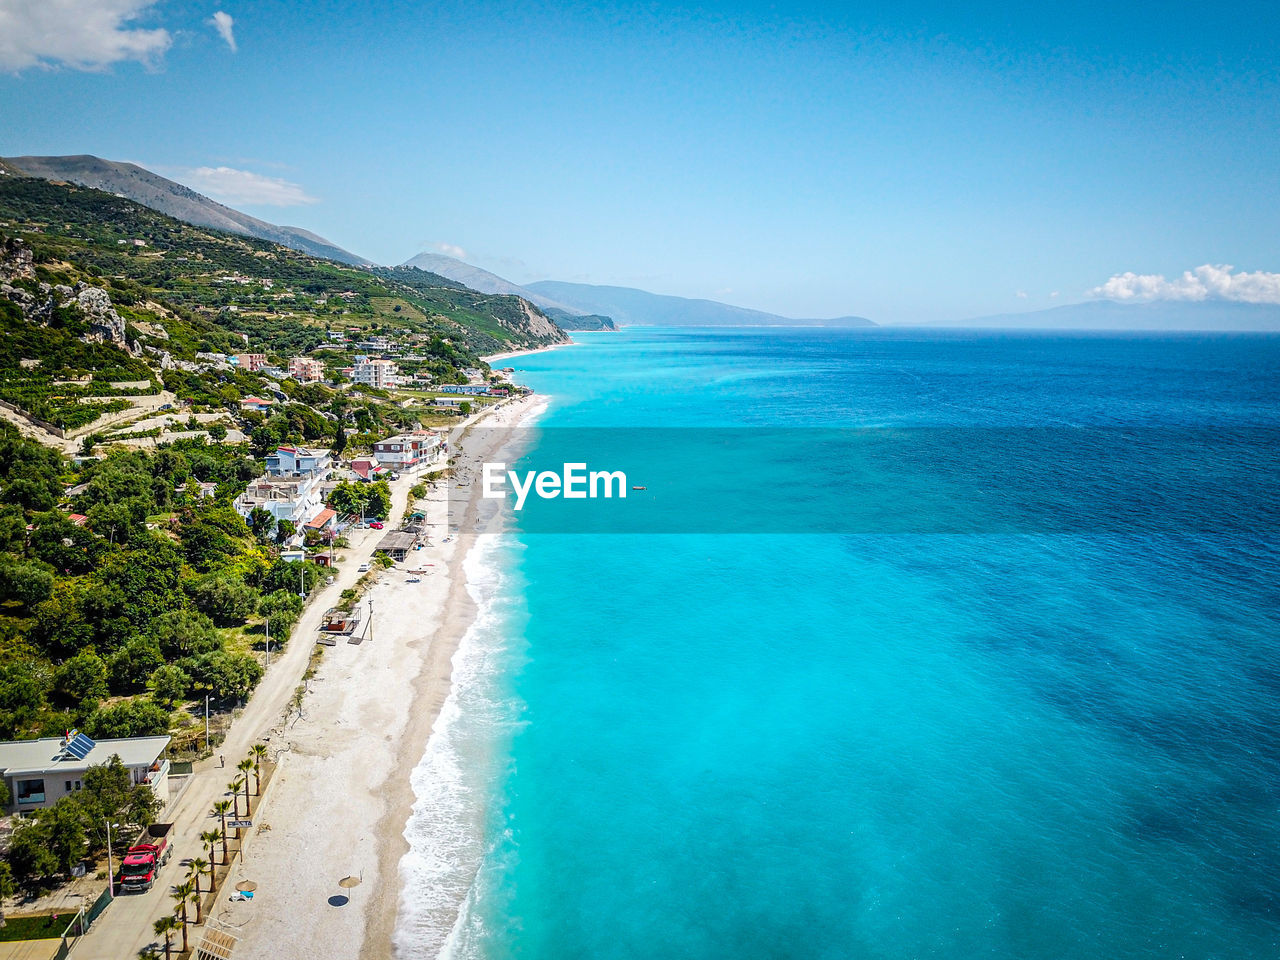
[216,395,548,960]
[481,339,576,364]
[365,400,545,958]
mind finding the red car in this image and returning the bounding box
[370,521,384,529]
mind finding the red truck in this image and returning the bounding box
[116,823,173,893]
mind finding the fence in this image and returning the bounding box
[47,885,112,958]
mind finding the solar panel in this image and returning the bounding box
[64,732,96,760]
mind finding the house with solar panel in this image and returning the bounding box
[0,730,172,815]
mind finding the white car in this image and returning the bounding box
[357,562,370,573]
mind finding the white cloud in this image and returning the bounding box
[430,242,468,260]
[1091,264,1280,305]
[182,166,318,206]
[0,0,171,71]
[1015,290,1028,299]
[209,11,236,53]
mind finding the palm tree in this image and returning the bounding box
[212,802,232,863]
[228,779,244,818]
[172,879,194,952]
[190,858,208,895]
[153,915,180,960]
[237,758,254,814]
[251,743,268,795]
[200,829,221,881]
[188,878,204,924]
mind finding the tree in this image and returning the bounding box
[237,758,254,815]
[184,650,262,702]
[40,798,88,874]
[52,650,109,710]
[332,424,347,457]
[274,518,297,544]
[29,512,106,575]
[0,557,54,608]
[154,914,180,960]
[148,609,220,659]
[251,743,268,795]
[364,480,391,520]
[228,779,244,818]
[212,801,232,862]
[88,537,183,628]
[258,590,303,637]
[6,820,57,883]
[172,879,194,952]
[28,581,93,658]
[459,400,472,416]
[0,663,46,738]
[81,756,130,835]
[83,699,170,739]
[187,573,256,626]
[0,861,15,929]
[247,507,275,542]
[200,829,220,881]
[207,422,227,441]
[189,855,208,894]
[107,636,165,694]
[147,665,190,706]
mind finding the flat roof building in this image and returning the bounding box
[0,732,172,814]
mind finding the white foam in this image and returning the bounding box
[393,533,529,960]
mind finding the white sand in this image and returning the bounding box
[215,396,547,960]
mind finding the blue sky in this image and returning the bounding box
[1,0,1278,323]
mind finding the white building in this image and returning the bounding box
[372,431,442,468]
[236,446,332,526]
[0,732,171,814]
[289,357,325,382]
[350,356,399,389]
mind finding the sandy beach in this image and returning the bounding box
[212,395,547,959]
[481,340,575,365]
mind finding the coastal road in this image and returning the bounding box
[76,469,423,960]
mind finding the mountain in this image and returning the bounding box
[4,155,369,266]
[541,307,617,331]
[949,299,1280,331]
[402,252,582,312]
[525,281,875,328]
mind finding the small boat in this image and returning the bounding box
[406,577,422,583]
[632,485,647,491]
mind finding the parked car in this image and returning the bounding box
[370,521,384,529]
[357,562,370,573]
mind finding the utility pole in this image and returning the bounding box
[204,696,210,752]
[265,614,271,669]
[105,820,115,899]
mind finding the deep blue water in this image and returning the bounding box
[398,327,1280,960]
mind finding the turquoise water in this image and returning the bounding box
[398,328,1280,960]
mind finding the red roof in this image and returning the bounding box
[68,513,89,526]
[304,508,337,529]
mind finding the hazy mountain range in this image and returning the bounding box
[6,155,1275,331]
[525,280,875,328]
[3,155,369,265]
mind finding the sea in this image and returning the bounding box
[395,326,1280,960]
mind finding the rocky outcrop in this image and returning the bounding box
[74,284,128,345]
[0,236,35,282]
[511,299,571,343]
[0,237,134,352]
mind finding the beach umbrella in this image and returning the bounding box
[338,875,361,889]
[235,880,258,893]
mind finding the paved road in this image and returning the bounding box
[77,471,420,960]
